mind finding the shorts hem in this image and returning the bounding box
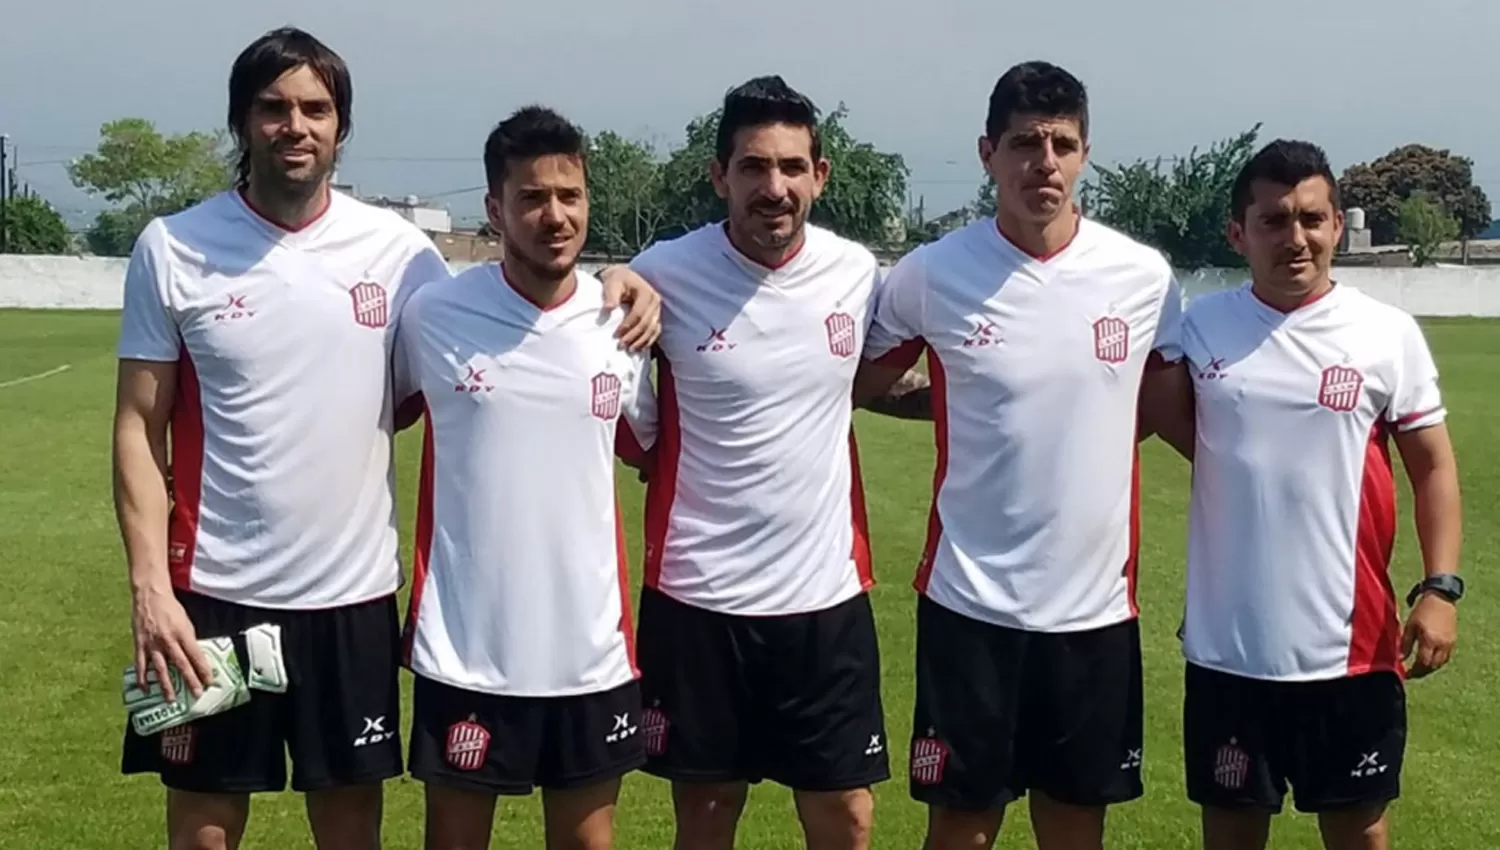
[909,787,1020,813]
[1032,785,1144,808]
[544,752,648,790]
[291,765,404,793]
[1190,794,1285,815]
[768,767,892,793]
[1293,790,1400,815]
[641,761,757,785]
[128,769,287,795]
[414,768,535,797]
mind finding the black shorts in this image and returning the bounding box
[409,675,645,795]
[1184,663,1406,814]
[909,596,1144,811]
[636,587,890,791]
[121,590,403,793]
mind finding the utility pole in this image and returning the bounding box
[0,134,9,254]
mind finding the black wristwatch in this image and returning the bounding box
[1407,573,1465,607]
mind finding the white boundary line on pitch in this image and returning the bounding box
[0,364,72,389]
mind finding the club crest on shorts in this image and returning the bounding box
[642,706,670,757]
[349,281,389,329]
[825,312,857,358]
[160,725,196,766]
[591,372,622,420]
[910,734,950,785]
[444,720,490,772]
[1093,316,1129,364]
[1213,738,1249,790]
[1318,365,1363,412]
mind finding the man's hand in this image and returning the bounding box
[599,264,662,352]
[1402,594,1458,678]
[131,584,213,703]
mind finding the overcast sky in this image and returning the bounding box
[3,0,1497,228]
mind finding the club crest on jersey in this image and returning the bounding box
[591,372,622,420]
[160,726,196,766]
[1318,365,1363,412]
[910,734,950,785]
[825,312,857,358]
[1213,739,1250,789]
[1093,316,1129,364]
[444,720,490,771]
[642,707,670,756]
[350,281,389,329]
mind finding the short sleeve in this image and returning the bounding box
[390,292,424,408]
[1387,315,1446,432]
[116,221,181,361]
[391,239,452,318]
[1149,269,1185,366]
[616,349,658,463]
[863,248,926,371]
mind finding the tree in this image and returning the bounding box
[654,105,910,248]
[970,176,997,220]
[587,131,668,258]
[2,195,71,254]
[1396,193,1459,267]
[1079,124,1262,269]
[1339,144,1491,245]
[68,118,234,255]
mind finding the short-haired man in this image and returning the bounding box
[1173,139,1463,850]
[113,28,660,850]
[627,76,890,850]
[855,61,1188,850]
[395,105,656,850]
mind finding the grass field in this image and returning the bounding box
[1,309,1496,849]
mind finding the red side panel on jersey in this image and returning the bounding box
[1125,444,1142,617]
[614,493,639,676]
[642,358,681,589]
[871,338,924,372]
[913,342,948,594]
[167,347,205,591]
[1348,423,1402,677]
[847,429,875,590]
[402,409,437,666]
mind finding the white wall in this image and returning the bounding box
[3,253,1500,317]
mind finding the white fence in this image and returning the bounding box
[3,254,1499,317]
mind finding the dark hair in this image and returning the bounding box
[715,75,821,166]
[985,61,1089,141]
[227,27,353,187]
[482,105,588,190]
[1230,140,1341,222]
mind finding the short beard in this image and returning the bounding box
[247,146,337,205]
[501,235,575,287]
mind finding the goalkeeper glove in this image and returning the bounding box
[122,623,288,736]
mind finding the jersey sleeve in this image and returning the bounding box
[863,248,926,371]
[1387,315,1446,432]
[391,239,452,317]
[116,220,182,361]
[390,291,425,419]
[1149,267,1185,366]
[615,349,658,463]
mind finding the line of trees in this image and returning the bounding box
[5,112,1491,271]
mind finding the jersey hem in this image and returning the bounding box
[916,586,1138,634]
[1182,654,1403,683]
[408,662,639,699]
[117,349,181,363]
[648,581,868,619]
[174,580,402,612]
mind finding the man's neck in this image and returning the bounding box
[724,222,804,270]
[502,260,576,310]
[1251,276,1334,313]
[996,207,1078,260]
[241,180,330,231]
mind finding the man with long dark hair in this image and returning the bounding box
[112,27,660,849]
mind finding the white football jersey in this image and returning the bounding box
[1181,283,1445,682]
[396,266,657,697]
[629,223,879,616]
[116,189,450,609]
[865,217,1183,633]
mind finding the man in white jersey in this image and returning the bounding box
[627,76,888,850]
[1172,140,1462,850]
[113,28,661,850]
[855,61,1189,850]
[394,106,656,850]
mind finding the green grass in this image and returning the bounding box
[1,310,1496,849]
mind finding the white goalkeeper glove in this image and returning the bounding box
[122,623,288,736]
